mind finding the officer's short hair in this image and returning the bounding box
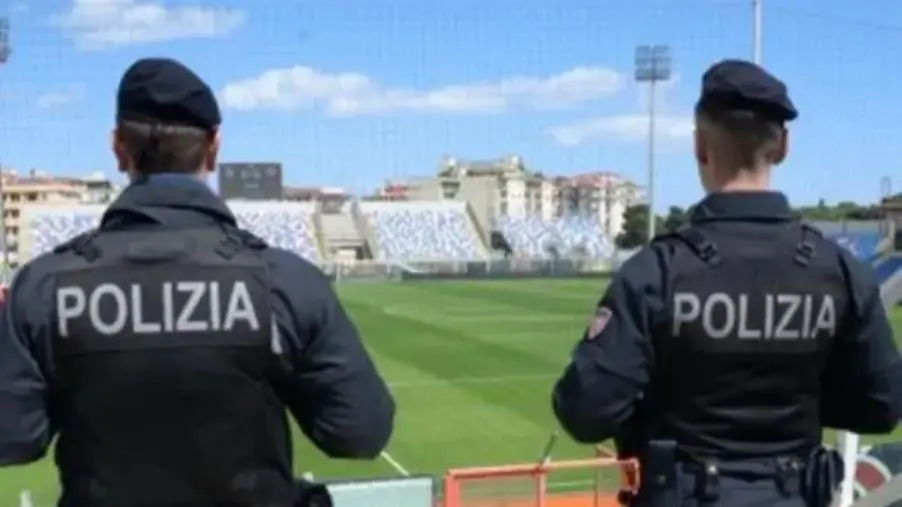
[695,108,785,170]
[116,119,213,174]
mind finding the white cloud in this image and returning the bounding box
[36,84,85,109]
[547,114,694,146]
[549,72,694,147]
[219,66,625,116]
[637,73,682,111]
[57,0,246,50]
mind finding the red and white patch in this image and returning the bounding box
[587,306,612,339]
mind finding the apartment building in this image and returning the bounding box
[384,156,556,230]
[1,170,119,266]
[374,157,644,237]
[555,172,645,237]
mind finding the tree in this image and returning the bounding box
[793,199,883,221]
[663,206,687,232]
[616,204,664,249]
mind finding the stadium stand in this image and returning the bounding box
[830,231,882,260]
[810,220,885,261]
[234,203,319,262]
[494,215,613,259]
[22,202,320,263]
[360,201,485,261]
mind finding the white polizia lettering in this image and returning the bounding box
[56,281,260,337]
[671,292,836,340]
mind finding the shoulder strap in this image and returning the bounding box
[794,222,821,267]
[215,224,267,259]
[53,230,102,262]
[653,227,722,266]
[52,223,267,264]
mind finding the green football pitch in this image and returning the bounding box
[3,279,902,506]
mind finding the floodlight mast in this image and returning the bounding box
[752,0,762,64]
[634,45,671,243]
[0,17,11,275]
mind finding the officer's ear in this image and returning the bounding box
[772,126,788,166]
[203,128,221,173]
[111,127,131,173]
[693,122,709,167]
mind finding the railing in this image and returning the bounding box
[318,256,622,282]
[443,456,636,507]
[309,201,329,262]
[350,199,381,259]
[464,201,491,257]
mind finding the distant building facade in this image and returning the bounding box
[3,169,119,265]
[373,157,644,237]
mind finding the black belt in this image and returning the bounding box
[679,448,842,507]
[681,456,805,503]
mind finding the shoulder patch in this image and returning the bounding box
[587,306,613,340]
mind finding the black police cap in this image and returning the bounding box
[117,57,221,131]
[696,59,797,122]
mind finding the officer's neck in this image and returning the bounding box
[708,166,772,193]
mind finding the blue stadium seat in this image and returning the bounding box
[28,208,103,257]
[829,231,881,260]
[495,215,612,259]
[233,206,318,262]
[24,202,320,263]
[361,202,483,261]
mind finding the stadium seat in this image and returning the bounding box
[24,202,320,263]
[494,215,613,259]
[233,206,319,262]
[829,231,881,260]
[361,202,483,261]
[29,209,102,256]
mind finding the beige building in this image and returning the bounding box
[555,172,645,237]
[388,156,556,232]
[2,170,119,265]
[376,157,644,237]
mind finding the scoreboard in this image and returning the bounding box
[218,163,283,200]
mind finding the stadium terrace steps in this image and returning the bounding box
[350,200,380,260]
[308,209,329,261]
[463,202,491,257]
[317,201,372,261]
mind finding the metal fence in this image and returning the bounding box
[320,251,639,283]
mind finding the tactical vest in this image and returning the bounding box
[649,222,850,459]
[50,224,296,507]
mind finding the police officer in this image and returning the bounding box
[552,59,902,507]
[0,57,395,506]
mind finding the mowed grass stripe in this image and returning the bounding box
[337,281,602,474]
[341,295,560,430]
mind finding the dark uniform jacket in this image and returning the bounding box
[0,175,395,506]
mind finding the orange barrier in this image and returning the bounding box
[442,456,638,507]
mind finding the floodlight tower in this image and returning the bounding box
[752,0,762,64]
[0,17,11,274]
[634,45,672,242]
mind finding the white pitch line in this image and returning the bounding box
[388,373,557,388]
[380,451,411,476]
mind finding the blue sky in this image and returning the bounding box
[1,0,902,211]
